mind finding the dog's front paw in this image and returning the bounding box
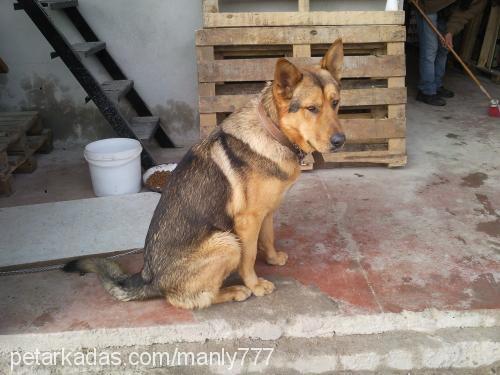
[266,251,288,266]
[251,278,275,297]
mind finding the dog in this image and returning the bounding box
[63,39,346,310]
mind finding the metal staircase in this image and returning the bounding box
[14,0,176,169]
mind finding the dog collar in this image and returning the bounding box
[257,101,305,162]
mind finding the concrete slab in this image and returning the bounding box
[0,193,160,270]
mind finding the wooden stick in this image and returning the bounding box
[410,0,494,101]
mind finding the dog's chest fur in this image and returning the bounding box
[214,106,300,218]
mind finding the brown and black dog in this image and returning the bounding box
[64,39,346,309]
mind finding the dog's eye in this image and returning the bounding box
[306,106,319,113]
[332,100,340,108]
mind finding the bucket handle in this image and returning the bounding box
[94,157,119,162]
[84,148,142,163]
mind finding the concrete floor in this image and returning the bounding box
[0,71,499,373]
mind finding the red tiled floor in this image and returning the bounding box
[316,169,500,313]
[0,253,193,335]
[256,174,382,314]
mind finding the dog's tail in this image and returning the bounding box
[62,258,161,301]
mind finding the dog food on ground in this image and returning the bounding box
[145,170,171,192]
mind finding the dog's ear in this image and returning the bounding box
[321,38,344,82]
[274,58,303,99]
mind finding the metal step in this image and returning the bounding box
[40,0,78,9]
[101,80,133,102]
[71,41,105,57]
[130,116,159,141]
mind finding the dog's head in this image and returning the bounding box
[272,39,345,153]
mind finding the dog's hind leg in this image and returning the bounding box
[164,232,246,309]
[258,213,288,266]
[213,285,252,304]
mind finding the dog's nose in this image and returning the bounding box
[330,133,346,149]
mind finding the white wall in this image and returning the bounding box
[0,0,202,146]
[0,0,392,146]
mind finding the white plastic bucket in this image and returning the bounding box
[84,138,143,197]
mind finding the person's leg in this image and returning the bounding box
[417,13,439,95]
[435,15,454,97]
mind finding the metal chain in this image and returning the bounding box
[0,248,143,277]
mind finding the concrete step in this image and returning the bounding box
[1,327,499,373]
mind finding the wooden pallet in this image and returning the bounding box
[0,111,53,196]
[196,0,407,169]
[476,5,500,81]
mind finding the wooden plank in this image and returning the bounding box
[320,152,407,166]
[26,134,49,150]
[0,121,35,132]
[298,0,310,12]
[478,6,500,70]
[15,157,37,174]
[41,0,78,10]
[0,111,39,118]
[72,41,106,57]
[203,11,405,28]
[130,116,159,141]
[7,133,28,155]
[0,126,25,147]
[198,55,405,82]
[387,93,405,118]
[101,80,133,101]
[386,42,405,55]
[0,175,13,197]
[37,129,54,154]
[27,117,44,135]
[0,114,38,133]
[460,11,485,63]
[7,149,36,174]
[293,44,311,57]
[0,115,38,126]
[196,25,406,46]
[388,138,406,166]
[6,133,48,171]
[199,88,407,113]
[0,149,8,173]
[323,150,399,161]
[387,42,406,120]
[197,46,217,139]
[216,43,388,58]
[388,157,407,168]
[207,116,405,142]
[202,0,219,14]
[342,118,405,141]
[200,114,217,138]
